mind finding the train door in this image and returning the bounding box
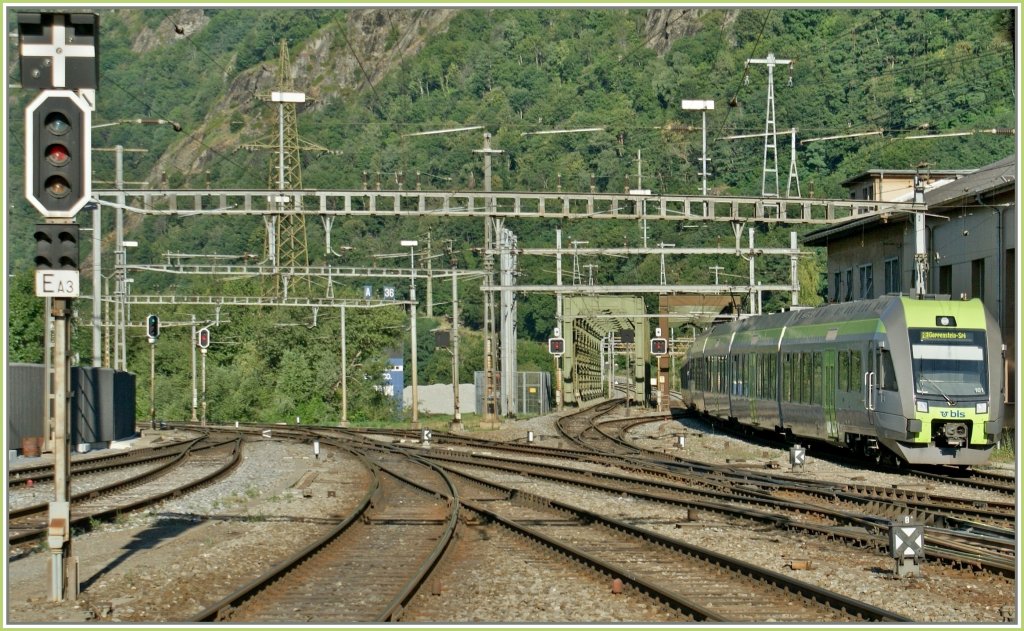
[823,350,838,440]
[864,343,877,426]
[866,342,901,429]
[874,345,901,419]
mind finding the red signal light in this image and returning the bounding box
[46,144,70,166]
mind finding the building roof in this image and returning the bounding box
[923,154,1016,208]
[805,155,1016,247]
[841,168,972,187]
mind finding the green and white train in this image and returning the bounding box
[680,296,1004,467]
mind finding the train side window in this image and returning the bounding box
[851,351,862,392]
[752,355,759,398]
[789,353,797,402]
[879,349,898,391]
[800,353,807,403]
[793,353,803,402]
[760,354,769,399]
[839,351,850,392]
[812,353,823,404]
[761,354,769,399]
[781,354,789,401]
[783,354,792,402]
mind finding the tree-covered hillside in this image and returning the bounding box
[5,7,1016,424]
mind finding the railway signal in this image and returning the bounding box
[18,12,99,90]
[889,515,924,578]
[789,444,806,470]
[20,12,100,605]
[197,327,210,350]
[548,337,565,356]
[24,90,92,218]
[650,337,668,356]
[33,223,80,298]
[146,314,160,342]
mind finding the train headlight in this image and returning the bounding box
[975,402,988,414]
[916,400,929,413]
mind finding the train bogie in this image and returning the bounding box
[681,296,1003,467]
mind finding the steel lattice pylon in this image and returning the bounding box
[274,86,308,284]
[242,39,332,295]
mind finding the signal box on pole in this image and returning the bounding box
[24,90,91,218]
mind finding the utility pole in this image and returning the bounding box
[474,132,503,426]
[93,144,145,371]
[499,222,518,419]
[658,242,674,285]
[190,315,197,422]
[680,99,715,205]
[198,327,209,426]
[555,228,563,410]
[339,306,348,427]
[402,240,420,429]
[913,175,928,298]
[786,128,801,198]
[746,53,792,199]
[449,245,463,431]
[630,150,652,248]
[425,231,433,317]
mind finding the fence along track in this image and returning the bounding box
[195,447,458,624]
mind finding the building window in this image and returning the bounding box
[971,259,985,301]
[859,264,874,299]
[938,264,952,296]
[833,271,842,302]
[884,258,900,294]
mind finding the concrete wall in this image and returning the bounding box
[403,383,477,415]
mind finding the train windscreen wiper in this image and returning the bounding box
[920,377,956,406]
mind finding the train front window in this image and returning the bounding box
[909,329,987,399]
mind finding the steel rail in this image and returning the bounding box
[443,465,910,622]
[8,437,198,488]
[191,446,380,622]
[9,438,242,547]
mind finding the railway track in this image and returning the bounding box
[7,440,206,512]
[7,437,197,488]
[907,467,1016,495]
[193,446,458,624]
[571,406,1017,576]
[412,440,1015,577]
[198,421,1017,577]
[8,437,242,550]
[424,452,909,623]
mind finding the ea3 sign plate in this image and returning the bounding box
[35,269,80,298]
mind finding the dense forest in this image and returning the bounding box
[5,7,1016,424]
